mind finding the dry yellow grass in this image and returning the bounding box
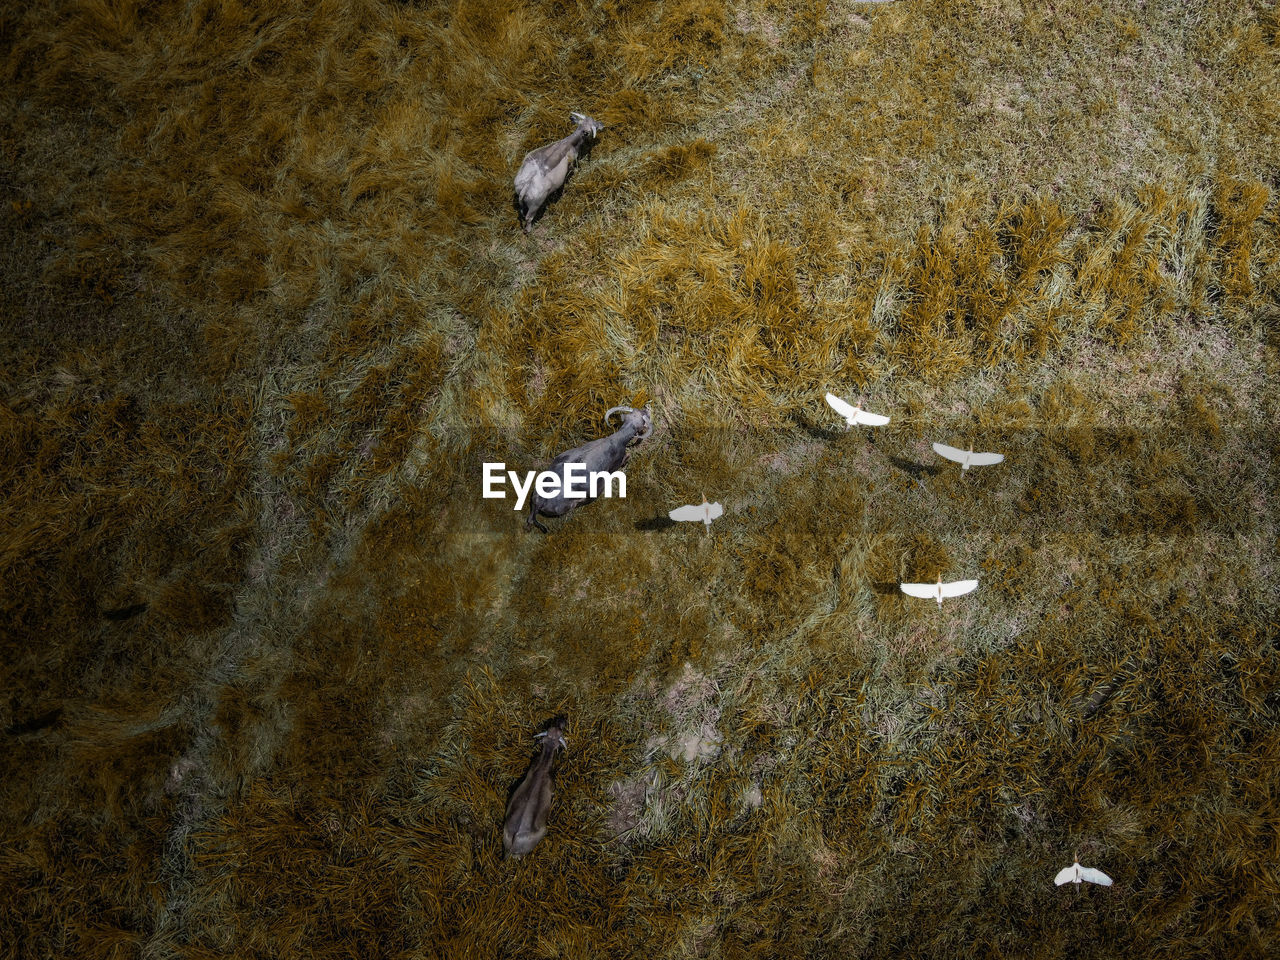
[1,0,1278,957]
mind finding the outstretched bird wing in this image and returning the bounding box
[825,392,889,425]
[670,503,721,523]
[854,409,889,426]
[669,504,705,522]
[1079,867,1112,886]
[967,451,1005,466]
[1054,864,1080,885]
[932,443,1005,467]
[825,392,859,421]
[939,579,979,598]
[900,582,939,599]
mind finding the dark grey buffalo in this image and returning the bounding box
[513,112,603,233]
[526,406,653,532]
[502,717,568,859]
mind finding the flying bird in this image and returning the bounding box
[825,392,890,428]
[900,575,979,606]
[932,442,1005,471]
[670,495,724,532]
[1054,861,1113,887]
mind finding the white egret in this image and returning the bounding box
[1054,861,1113,887]
[900,575,979,606]
[670,494,724,533]
[932,441,1005,471]
[825,392,890,428]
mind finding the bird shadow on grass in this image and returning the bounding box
[635,515,676,532]
[102,602,148,621]
[887,455,941,484]
[831,559,901,597]
[787,410,845,444]
[5,707,64,737]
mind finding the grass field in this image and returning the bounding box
[2,0,1278,957]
